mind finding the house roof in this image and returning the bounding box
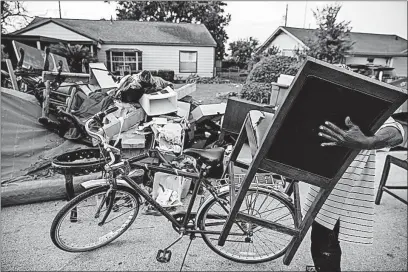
[10,17,217,47]
[258,26,408,56]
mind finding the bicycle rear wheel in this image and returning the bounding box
[50,185,140,252]
[198,187,295,263]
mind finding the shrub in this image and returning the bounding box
[49,43,96,73]
[241,55,302,104]
[240,82,272,104]
[246,55,299,83]
[157,70,175,82]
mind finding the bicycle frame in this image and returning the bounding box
[122,164,203,231]
[84,156,225,235]
[82,111,235,236]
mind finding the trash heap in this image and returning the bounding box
[1,42,231,210]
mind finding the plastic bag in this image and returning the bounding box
[155,184,182,208]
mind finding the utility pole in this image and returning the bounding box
[58,1,62,18]
[284,4,288,27]
[303,1,308,28]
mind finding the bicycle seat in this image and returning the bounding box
[183,147,225,166]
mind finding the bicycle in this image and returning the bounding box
[50,107,297,264]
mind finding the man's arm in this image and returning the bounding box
[318,116,403,150]
[365,126,403,150]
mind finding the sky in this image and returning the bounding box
[5,1,408,51]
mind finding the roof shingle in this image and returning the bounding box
[283,26,407,55]
[11,17,217,47]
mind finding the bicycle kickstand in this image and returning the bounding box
[156,233,184,263]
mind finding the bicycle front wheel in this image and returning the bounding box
[50,185,140,252]
[198,187,296,263]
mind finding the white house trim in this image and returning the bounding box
[20,21,93,42]
[257,26,309,54]
[279,27,309,50]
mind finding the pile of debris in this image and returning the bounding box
[1,41,230,209]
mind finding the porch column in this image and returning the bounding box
[36,41,41,50]
[110,50,113,72]
[90,45,94,56]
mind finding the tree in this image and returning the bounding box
[302,3,354,64]
[115,1,231,60]
[49,43,96,73]
[228,37,259,68]
[1,1,31,34]
[247,45,281,71]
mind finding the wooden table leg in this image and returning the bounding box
[42,80,51,118]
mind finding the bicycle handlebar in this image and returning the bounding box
[84,107,181,172]
[85,106,120,168]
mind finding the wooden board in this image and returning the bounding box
[42,71,90,84]
[13,40,70,72]
[5,59,19,91]
[89,63,117,89]
[222,97,275,136]
[260,57,408,186]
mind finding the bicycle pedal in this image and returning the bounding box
[156,249,172,263]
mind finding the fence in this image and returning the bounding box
[215,67,247,83]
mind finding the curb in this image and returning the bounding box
[1,173,102,207]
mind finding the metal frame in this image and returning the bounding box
[375,154,408,205]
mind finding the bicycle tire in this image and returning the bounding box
[50,185,140,252]
[197,187,295,263]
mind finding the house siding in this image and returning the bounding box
[267,32,302,57]
[20,22,92,42]
[391,56,407,77]
[345,56,388,66]
[99,44,215,78]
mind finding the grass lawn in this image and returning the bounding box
[174,83,243,104]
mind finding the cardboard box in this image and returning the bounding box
[176,101,191,119]
[92,106,145,146]
[190,103,227,124]
[103,108,145,137]
[175,83,197,99]
[139,87,178,116]
[121,132,146,149]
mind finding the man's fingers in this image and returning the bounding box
[324,121,346,136]
[318,132,338,142]
[319,125,343,140]
[345,116,355,128]
[321,142,337,147]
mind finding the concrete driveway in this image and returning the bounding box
[1,151,407,271]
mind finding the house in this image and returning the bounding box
[3,17,217,79]
[256,26,408,78]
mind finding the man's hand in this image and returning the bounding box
[318,116,370,150]
[319,117,404,150]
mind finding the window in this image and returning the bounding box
[367,57,374,63]
[180,51,197,73]
[106,50,142,76]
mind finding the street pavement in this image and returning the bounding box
[1,151,407,271]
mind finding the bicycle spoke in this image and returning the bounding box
[199,188,295,263]
[103,207,138,224]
